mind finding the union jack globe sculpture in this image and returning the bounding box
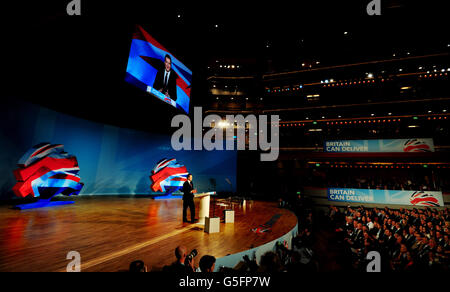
[150,158,188,196]
[12,143,84,209]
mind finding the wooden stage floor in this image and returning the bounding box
[0,197,297,272]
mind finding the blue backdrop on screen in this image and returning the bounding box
[0,98,236,199]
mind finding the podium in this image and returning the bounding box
[194,191,216,225]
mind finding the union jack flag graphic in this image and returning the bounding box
[150,158,188,195]
[403,139,432,152]
[409,191,440,207]
[12,143,84,199]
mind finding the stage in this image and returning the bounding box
[0,197,298,272]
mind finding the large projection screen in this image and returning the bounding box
[125,25,192,114]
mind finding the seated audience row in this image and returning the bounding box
[329,205,449,271]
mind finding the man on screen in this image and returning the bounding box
[153,54,177,101]
[182,173,197,223]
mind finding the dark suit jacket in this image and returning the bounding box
[182,180,194,201]
[153,68,177,101]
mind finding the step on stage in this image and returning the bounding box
[0,197,298,272]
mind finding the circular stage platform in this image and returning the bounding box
[0,197,298,272]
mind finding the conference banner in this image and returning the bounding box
[324,138,434,153]
[327,188,444,207]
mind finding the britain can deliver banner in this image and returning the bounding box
[324,138,434,153]
[327,188,444,207]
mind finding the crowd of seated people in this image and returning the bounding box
[329,205,449,271]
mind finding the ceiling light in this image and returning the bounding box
[218,121,230,128]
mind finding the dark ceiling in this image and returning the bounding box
[1,0,448,133]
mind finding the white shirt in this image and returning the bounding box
[164,70,171,86]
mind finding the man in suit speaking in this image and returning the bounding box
[153,54,177,101]
[182,174,197,223]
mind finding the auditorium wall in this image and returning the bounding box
[0,97,237,199]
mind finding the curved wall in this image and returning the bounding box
[0,97,237,199]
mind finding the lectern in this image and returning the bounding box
[194,191,216,225]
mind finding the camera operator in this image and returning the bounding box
[164,245,196,272]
